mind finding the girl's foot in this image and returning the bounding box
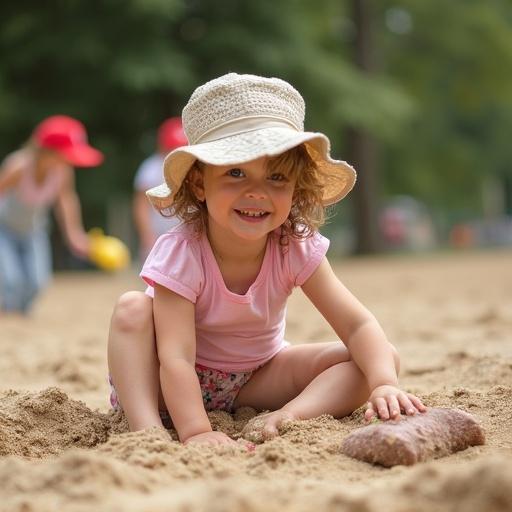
[241,409,296,443]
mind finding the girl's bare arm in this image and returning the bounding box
[54,167,90,256]
[153,283,213,441]
[302,258,397,388]
[0,158,22,195]
[301,257,425,419]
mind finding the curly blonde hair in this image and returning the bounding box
[161,144,329,241]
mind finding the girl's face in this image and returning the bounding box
[191,156,296,243]
[37,149,68,171]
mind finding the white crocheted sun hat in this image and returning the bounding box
[146,73,356,209]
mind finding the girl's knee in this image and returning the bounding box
[112,291,153,333]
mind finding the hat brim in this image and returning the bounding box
[60,144,104,167]
[146,127,356,209]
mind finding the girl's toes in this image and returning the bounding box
[241,411,297,444]
[241,417,267,444]
[262,423,279,440]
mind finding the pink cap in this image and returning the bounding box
[33,115,104,167]
[157,117,187,152]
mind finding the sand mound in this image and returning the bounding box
[0,387,111,457]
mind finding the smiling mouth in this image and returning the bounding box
[235,209,270,218]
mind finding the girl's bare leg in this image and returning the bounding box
[235,342,399,440]
[107,291,164,431]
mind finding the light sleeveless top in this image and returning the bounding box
[141,224,329,372]
[134,154,181,235]
[0,151,66,234]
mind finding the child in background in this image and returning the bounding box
[0,115,103,314]
[133,117,187,260]
[108,73,426,447]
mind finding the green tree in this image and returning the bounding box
[377,0,512,219]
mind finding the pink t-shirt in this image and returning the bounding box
[140,224,329,372]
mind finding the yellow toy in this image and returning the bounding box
[88,228,130,271]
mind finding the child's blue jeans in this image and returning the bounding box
[0,226,51,313]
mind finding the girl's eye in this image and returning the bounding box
[227,168,245,178]
[269,173,287,182]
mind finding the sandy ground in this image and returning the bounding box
[1,249,511,511]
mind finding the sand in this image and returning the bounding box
[1,249,511,511]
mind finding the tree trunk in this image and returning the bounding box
[350,0,381,254]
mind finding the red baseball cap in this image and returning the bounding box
[33,115,104,167]
[157,117,188,152]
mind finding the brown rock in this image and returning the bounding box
[341,408,485,467]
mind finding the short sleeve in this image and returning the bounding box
[286,231,330,287]
[140,231,203,303]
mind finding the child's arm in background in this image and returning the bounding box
[301,257,425,421]
[133,189,157,258]
[54,166,90,257]
[153,284,240,446]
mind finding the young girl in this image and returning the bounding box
[0,115,103,314]
[108,73,426,447]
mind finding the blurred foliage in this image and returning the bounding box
[0,0,511,229]
[377,0,512,214]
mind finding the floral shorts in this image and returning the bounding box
[109,363,254,415]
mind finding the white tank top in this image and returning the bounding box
[0,151,65,234]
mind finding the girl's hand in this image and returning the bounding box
[184,431,254,451]
[364,384,426,422]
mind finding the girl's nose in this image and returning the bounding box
[245,185,267,200]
